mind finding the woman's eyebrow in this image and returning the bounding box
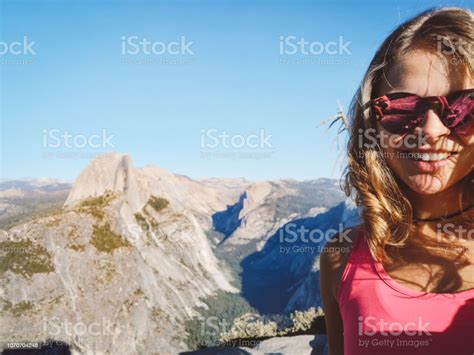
[386,90,418,94]
[385,88,474,98]
[385,90,421,97]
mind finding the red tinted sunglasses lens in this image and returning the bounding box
[378,112,422,134]
[371,90,474,135]
[446,91,474,135]
[372,94,423,134]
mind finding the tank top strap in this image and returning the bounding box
[348,228,373,262]
[337,228,374,303]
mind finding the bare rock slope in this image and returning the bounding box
[1,153,237,354]
[1,153,359,354]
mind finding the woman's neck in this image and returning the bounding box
[403,177,473,221]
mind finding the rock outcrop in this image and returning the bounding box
[1,154,238,354]
[64,153,149,213]
[0,154,359,354]
[182,335,328,355]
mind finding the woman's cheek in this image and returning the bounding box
[459,134,474,146]
[376,126,405,165]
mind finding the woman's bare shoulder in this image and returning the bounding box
[320,224,363,298]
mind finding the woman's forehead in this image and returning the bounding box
[378,50,471,97]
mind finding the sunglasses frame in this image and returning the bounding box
[370,88,474,134]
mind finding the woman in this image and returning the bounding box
[320,7,473,355]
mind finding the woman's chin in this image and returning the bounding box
[402,174,446,195]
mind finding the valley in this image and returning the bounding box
[0,153,360,354]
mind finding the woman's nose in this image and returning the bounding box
[413,110,451,144]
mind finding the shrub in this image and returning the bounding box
[0,240,54,278]
[184,292,254,350]
[79,191,115,208]
[146,196,169,212]
[219,307,324,343]
[90,223,130,253]
[134,212,149,231]
[287,307,324,334]
[2,300,35,317]
[220,314,278,342]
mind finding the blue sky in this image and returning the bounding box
[1,0,472,181]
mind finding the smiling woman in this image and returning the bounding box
[320,7,474,355]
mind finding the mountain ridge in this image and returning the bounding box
[0,153,360,354]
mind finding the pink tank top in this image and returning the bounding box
[337,231,474,355]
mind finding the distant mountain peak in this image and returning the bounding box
[64,153,149,212]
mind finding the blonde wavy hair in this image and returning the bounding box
[344,7,474,264]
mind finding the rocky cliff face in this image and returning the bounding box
[0,154,360,354]
[218,179,348,251]
[1,154,237,354]
[64,153,150,214]
[237,200,359,314]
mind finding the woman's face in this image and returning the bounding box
[376,50,474,195]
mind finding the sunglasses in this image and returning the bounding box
[370,88,474,135]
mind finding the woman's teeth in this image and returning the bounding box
[409,152,451,161]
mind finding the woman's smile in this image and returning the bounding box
[397,148,461,173]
